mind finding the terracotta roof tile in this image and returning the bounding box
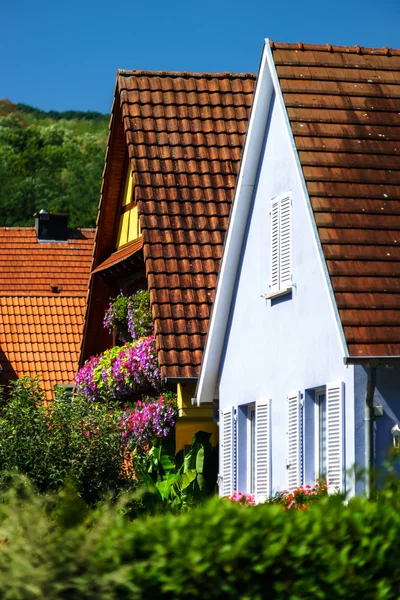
[0,228,94,396]
[272,42,400,357]
[83,71,256,377]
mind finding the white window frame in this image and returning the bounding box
[267,191,292,299]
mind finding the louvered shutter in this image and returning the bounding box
[270,198,280,293]
[219,408,236,497]
[326,382,344,493]
[287,392,301,489]
[279,194,292,290]
[255,399,270,502]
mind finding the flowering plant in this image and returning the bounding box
[120,392,178,449]
[74,354,101,400]
[228,491,256,506]
[75,335,161,402]
[103,290,152,342]
[270,480,328,510]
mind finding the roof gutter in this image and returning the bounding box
[344,356,400,367]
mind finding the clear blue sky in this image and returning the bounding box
[2,0,399,114]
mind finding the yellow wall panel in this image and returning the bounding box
[116,211,129,248]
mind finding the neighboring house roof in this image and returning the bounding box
[272,42,400,358]
[197,40,400,404]
[81,70,256,379]
[0,227,94,397]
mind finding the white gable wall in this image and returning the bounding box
[219,92,355,495]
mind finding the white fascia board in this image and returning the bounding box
[264,43,349,359]
[196,40,274,405]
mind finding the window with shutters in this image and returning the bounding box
[219,408,236,497]
[314,383,344,493]
[287,392,302,489]
[255,399,270,502]
[269,192,292,297]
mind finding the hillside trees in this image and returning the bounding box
[0,101,108,227]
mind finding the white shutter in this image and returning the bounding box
[219,408,236,497]
[270,198,280,293]
[326,382,344,493]
[287,392,301,489]
[255,399,270,502]
[279,194,292,289]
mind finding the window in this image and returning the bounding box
[220,401,270,502]
[314,383,344,492]
[270,192,292,295]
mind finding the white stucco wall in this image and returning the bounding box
[219,92,355,495]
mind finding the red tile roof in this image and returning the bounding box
[82,71,256,378]
[0,228,94,396]
[272,42,400,357]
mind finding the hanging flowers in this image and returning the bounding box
[75,335,161,402]
[120,392,178,449]
[103,290,152,342]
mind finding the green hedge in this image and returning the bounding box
[1,480,400,599]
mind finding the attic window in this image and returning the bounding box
[116,169,141,249]
[268,192,292,298]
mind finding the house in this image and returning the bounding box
[79,70,256,452]
[196,40,400,500]
[0,212,94,399]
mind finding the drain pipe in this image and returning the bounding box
[364,366,376,498]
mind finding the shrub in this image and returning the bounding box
[1,481,400,598]
[0,378,135,504]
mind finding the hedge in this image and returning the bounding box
[1,480,400,599]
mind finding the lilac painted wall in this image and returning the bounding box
[218,92,355,495]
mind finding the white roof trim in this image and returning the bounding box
[196,40,274,405]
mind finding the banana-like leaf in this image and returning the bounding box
[170,469,197,498]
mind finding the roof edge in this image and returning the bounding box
[117,69,257,79]
[269,40,400,56]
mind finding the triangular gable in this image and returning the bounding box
[196,40,347,404]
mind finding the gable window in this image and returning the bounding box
[270,192,292,296]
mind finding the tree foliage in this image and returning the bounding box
[0,100,108,228]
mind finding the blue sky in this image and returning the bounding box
[2,0,399,114]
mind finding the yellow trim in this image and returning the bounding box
[122,169,133,206]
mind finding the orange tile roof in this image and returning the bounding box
[272,42,400,357]
[82,71,256,379]
[0,228,94,396]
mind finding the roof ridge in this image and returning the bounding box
[117,69,257,79]
[270,40,400,56]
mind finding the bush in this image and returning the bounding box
[0,378,135,504]
[1,481,400,598]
